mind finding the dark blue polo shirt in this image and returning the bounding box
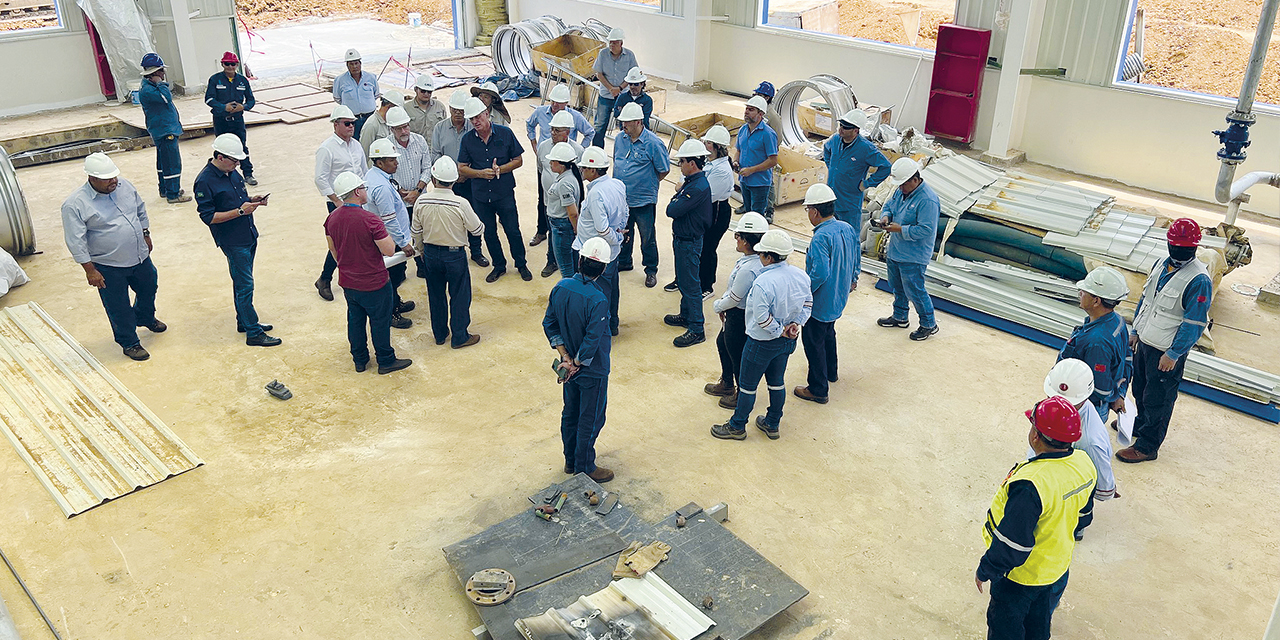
[194,161,257,247]
[457,123,524,204]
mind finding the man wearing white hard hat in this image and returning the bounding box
[314,105,369,302]
[194,134,279,347]
[822,109,891,227]
[365,138,417,330]
[359,89,403,158]
[697,124,737,298]
[411,156,484,349]
[537,121,585,277]
[613,102,669,288]
[664,139,714,348]
[794,183,859,405]
[1035,359,1118,542]
[469,81,511,126]
[711,229,812,441]
[431,91,487,268]
[1060,266,1133,423]
[591,27,637,148]
[405,74,447,143]
[576,147,627,336]
[332,48,380,138]
[527,83,594,252]
[735,95,780,222]
[543,236,616,483]
[875,156,940,341]
[703,212,769,410]
[457,96,530,282]
[386,106,433,207]
[325,172,412,375]
[612,67,653,130]
[61,153,166,361]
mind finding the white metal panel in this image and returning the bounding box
[1035,0,1131,86]
[955,0,1007,62]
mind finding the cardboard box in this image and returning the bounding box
[668,112,746,152]
[531,35,605,80]
[773,146,827,205]
[799,101,895,139]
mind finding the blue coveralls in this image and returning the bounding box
[138,78,184,199]
[544,274,612,473]
[822,134,891,226]
[1059,311,1132,423]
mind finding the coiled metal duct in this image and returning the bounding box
[567,18,613,41]
[773,74,858,147]
[0,147,34,257]
[491,16,568,77]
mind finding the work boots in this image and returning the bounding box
[588,466,614,483]
[704,379,735,397]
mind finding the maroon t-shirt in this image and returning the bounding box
[324,204,390,292]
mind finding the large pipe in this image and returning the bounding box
[1225,171,1280,224]
[1214,0,1280,204]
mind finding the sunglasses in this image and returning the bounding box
[839,123,856,130]
[338,120,355,127]
[222,62,237,66]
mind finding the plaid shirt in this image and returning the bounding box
[391,132,433,192]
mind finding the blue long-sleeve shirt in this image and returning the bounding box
[364,167,410,248]
[745,262,813,341]
[822,134,890,220]
[666,170,711,239]
[882,181,940,265]
[543,274,612,377]
[806,218,859,322]
[613,91,653,129]
[138,78,182,138]
[525,105,594,144]
[1059,311,1132,406]
[1133,258,1213,360]
[204,72,256,119]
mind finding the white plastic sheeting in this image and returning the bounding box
[76,0,156,102]
[0,249,29,298]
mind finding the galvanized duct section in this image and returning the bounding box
[565,18,612,41]
[0,147,34,257]
[491,16,568,77]
[773,74,858,147]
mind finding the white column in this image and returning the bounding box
[168,0,202,90]
[984,0,1046,157]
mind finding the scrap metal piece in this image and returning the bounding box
[706,502,729,523]
[676,515,687,528]
[265,380,292,400]
[675,502,703,519]
[465,568,516,607]
[595,492,618,515]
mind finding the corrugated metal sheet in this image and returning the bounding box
[921,154,1003,218]
[1035,0,1133,86]
[970,173,1113,234]
[954,0,1007,63]
[0,302,203,517]
[662,0,686,17]
[1042,208,1154,257]
[1068,226,1227,273]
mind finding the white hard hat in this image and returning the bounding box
[617,102,645,122]
[547,142,579,163]
[83,152,120,179]
[839,108,869,130]
[733,212,769,233]
[330,104,356,121]
[803,183,837,205]
[548,84,571,103]
[368,137,400,159]
[414,74,436,91]
[333,171,365,198]
[581,237,612,262]
[607,27,624,41]
[580,146,611,170]
[431,156,459,182]
[1044,358,1095,406]
[754,229,793,256]
[344,48,362,62]
[624,67,647,84]
[212,133,248,160]
[889,157,921,184]
[675,139,710,159]
[476,81,500,95]
[463,97,487,119]
[702,124,731,147]
[380,88,403,105]
[385,105,410,127]
[1077,266,1130,302]
[745,95,769,113]
[448,90,469,110]
[550,110,574,129]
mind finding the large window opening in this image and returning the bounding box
[763,0,953,51]
[0,0,62,35]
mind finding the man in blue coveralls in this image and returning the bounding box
[875,157,941,341]
[544,236,616,484]
[822,109,890,227]
[794,183,859,405]
[204,51,259,186]
[137,53,190,204]
[663,139,713,349]
[1060,266,1132,424]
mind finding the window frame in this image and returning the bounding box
[0,0,70,41]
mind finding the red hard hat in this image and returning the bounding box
[1024,396,1082,443]
[1166,217,1202,247]
[221,51,240,64]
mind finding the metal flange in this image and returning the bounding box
[465,568,516,607]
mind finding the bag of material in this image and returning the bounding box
[0,247,29,297]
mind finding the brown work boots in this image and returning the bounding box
[563,465,615,483]
[705,379,736,409]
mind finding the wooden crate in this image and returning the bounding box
[532,35,605,79]
[773,146,827,205]
[800,101,895,138]
[669,112,747,151]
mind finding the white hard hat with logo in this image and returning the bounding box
[548,142,579,163]
[1044,359,1095,406]
[580,146,611,170]
[624,67,647,84]
[607,27,624,41]
[385,106,410,127]
[733,212,769,233]
[330,105,356,121]
[432,156,459,182]
[548,84,572,103]
[550,110,574,128]
[344,48,361,62]
[804,183,837,205]
[1077,266,1129,302]
[616,102,645,122]
[581,237,612,262]
[702,124,731,147]
[333,171,365,198]
[368,138,400,159]
[745,96,769,112]
[84,152,120,179]
[754,229,793,256]
[448,91,469,110]
[212,133,248,160]
[464,97,487,119]
[414,74,436,91]
[675,139,710,158]
[889,157,921,185]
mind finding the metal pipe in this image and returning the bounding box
[1214,0,1280,203]
[0,545,62,639]
[1229,171,1280,201]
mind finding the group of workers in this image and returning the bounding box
[59,42,1217,639]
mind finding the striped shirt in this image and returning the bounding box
[391,132,433,191]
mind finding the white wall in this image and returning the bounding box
[152,16,237,89]
[509,0,692,82]
[0,18,105,116]
[1021,77,1280,218]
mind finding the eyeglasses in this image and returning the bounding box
[838,123,856,130]
[338,120,355,127]
[222,62,237,66]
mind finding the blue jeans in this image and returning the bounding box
[94,258,158,349]
[343,280,396,367]
[153,133,181,199]
[592,96,616,148]
[619,203,658,275]
[562,373,608,472]
[729,336,796,430]
[352,111,372,139]
[474,194,526,271]
[549,217,577,278]
[423,244,472,346]
[213,117,253,177]
[742,184,770,216]
[219,243,264,338]
[986,571,1069,640]
[886,258,935,328]
[1094,402,1111,425]
[673,237,703,334]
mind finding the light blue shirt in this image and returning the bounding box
[882,181,940,265]
[806,218,859,322]
[713,254,764,313]
[612,128,668,208]
[575,176,627,262]
[364,167,410,247]
[61,179,150,268]
[736,120,779,188]
[430,119,473,164]
[332,71,380,115]
[822,134,891,219]
[526,105,594,145]
[745,262,813,341]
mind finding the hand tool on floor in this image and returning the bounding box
[265,380,292,400]
[535,492,567,521]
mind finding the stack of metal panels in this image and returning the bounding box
[970,173,1113,235]
[941,256,1080,300]
[920,154,1003,218]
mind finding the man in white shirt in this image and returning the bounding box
[314,105,368,301]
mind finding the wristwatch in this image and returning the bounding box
[237,207,245,216]
[142,229,151,237]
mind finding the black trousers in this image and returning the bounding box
[537,179,555,266]
[388,261,407,309]
[986,572,1069,640]
[453,182,485,261]
[716,307,747,387]
[474,194,526,271]
[700,199,732,292]
[321,201,338,281]
[1131,341,1186,455]
[801,319,838,397]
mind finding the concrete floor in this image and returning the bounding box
[0,81,1277,639]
